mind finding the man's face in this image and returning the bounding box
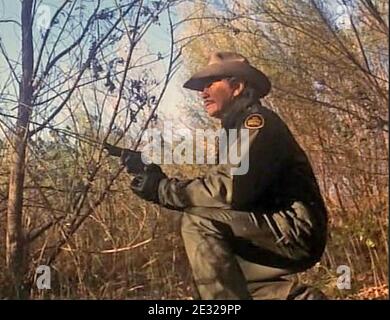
[200,79,236,119]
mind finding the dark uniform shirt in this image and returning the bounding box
[157,100,328,262]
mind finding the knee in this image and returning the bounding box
[287,283,328,300]
[181,213,224,242]
[181,213,196,236]
[180,213,214,254]
[180,213,205,241]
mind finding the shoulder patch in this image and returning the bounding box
[244,113,264,129]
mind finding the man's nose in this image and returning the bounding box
[200,88,209,99]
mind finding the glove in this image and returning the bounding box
[130,164,167,203]
[120,149,144,174]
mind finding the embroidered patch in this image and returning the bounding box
[244,114,264,129]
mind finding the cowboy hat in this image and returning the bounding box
[183,51,271,97]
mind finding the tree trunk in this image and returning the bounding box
[6,0,34,298]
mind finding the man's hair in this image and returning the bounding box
[225,77,263,101]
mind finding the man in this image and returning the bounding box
[125,52,328,300]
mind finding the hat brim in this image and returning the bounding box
[183,61,271,97]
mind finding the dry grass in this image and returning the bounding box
[0,163,387,300]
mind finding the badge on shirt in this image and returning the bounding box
[244,114,264,129]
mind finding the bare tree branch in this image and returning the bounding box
[0,19,21,27]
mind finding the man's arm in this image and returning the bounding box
[158,165,233,209]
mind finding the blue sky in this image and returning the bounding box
[0,0,21,77]
[0,0,190,125]
[1,0,355,127]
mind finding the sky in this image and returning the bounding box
[0,0,358,135]
[0,0,21,81]
[0,0,192,131]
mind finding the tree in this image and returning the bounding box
[0,0,184,298]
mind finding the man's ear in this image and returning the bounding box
[233,82,245,97]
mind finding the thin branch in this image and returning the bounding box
[135,4,180,147]
[310,0,387,103]
[360,0,389,36]
[102,0,143,145]
[58,238,152,254]
[0,38,21,85]
[28,3,136,137]
[0,19,21,27]
[33,0,101,93]
[33,0,73,79]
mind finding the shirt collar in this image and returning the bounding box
[221,97,260,129]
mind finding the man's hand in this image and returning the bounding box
[118,148,145,174]
[130,164,167,203]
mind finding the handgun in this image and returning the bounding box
[103,142,145,174]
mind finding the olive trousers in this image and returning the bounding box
[181,202,327,300]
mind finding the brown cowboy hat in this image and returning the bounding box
[183,51,271,97]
